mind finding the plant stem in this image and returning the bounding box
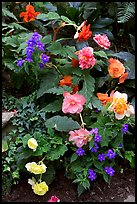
[79,113,86,128]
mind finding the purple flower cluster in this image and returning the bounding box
[88,169,97,181]
[17,32,50,68]
[90,142,99,153]
[122,124,128,134]
[106,149,116,159]
[98,153,105,162]
[89,128,102,153]
[76,148,85,156]
[104,166,115,176]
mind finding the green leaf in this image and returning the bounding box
[40,99,62,113]
[37,71,59,98]
[77,184,85,196]
[22,134,31,148]
[41,35,52,44]
[36,13,48,20]
[2,139,8,152]
[2,7,18,21]
[45,115,81,132]
[82,179,90,189]
[61,15,76,25]
[103,173,110,184]
[79,71,95,105]
[94,161,103,170]
[94,51,108,59]
[46,144,68,160]
[71,153,78,163]
[45,86,72,95]
[92,17,114,29]
[47,12,60,20]
[90,96,103,110]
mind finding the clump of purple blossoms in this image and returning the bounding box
[122,124,129,134]
[90,128,98,135]
[106,149,116,159]
[94,134,102,143]
[90,142,99,153]
[41,54,50,64]
[88,169,97,181]
[104,166,115,176]
[98,153,105,162]
[17,59,25,67]
[76,148,85,156]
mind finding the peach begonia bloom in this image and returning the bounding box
[62,92,86,114]
[78,46,96,69]
[59,76,79,94]
[20,5,40,23]
[108,58,125,78]
[28,138,38,151]
[108,91,135,120]
[93,34,111,49]
[25,162,47,174]
[97,93,113,106]
[69,128,91,147]
[118,72,128,84]
[74,20,92,41]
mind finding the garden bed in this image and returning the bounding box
[2,165,135,202]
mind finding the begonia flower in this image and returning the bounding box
[93,34,111,49]
[28,138,38,151]
[97,93,113,106]
[118,72,128,84]
[20,4,40,23]
[59,76,79,94]
[69,128,91,147]
[25,162,47,174]
[107,91,135,120]
[78,46,96,69]
[62,92,86,114]
[48,195,60,202]
[74,20,92,41]
[108,58,125,78]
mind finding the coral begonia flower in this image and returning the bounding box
[119,72,128,84]
[20,5,40,22]
[72,84,79,94]
[69,128,91,147]
[78,46,96,69]
[108,91,135,120]
[62,92,86,114]
[72,58,79,67]
[108,58,125,78]
[59,76,72,87]
[93,34,111,49]
[74,21,92,41]
[97,93,113,106]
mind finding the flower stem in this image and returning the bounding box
[79,113,86,128]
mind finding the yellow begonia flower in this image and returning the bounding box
[32,181,49,196]
[28,138,38,151]
[108,91,135,120]
[25,162,47,174]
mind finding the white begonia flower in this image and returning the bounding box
[28,138,38,151]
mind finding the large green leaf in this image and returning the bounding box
[2,7,18,21]
[40,99,62,113]
[45,115,81,132]
[94,51,108,59]
[92,17,114,29]
[46,144,68,160]
[79,71,95,105]
[45,86,72,95]
[37,71,59,98]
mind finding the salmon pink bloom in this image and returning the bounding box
[93,34,111,49]
[59,76,72,87]
[118,72,128,84]
[97,93,113,106]
[108,58,125,78]
[78,46,96,69]
[69,128,91,147]
[62,92,86,114]
[108,91,135,120]
[20,5,40,22]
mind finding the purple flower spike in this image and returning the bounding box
[17,59,25,67]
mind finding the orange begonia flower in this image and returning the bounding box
[59,76,72,87]
[72,58,79,67]
[74,21,92,42]
[108,58,125,78]
[20,5,40,23]
[59,76,79,94]
[119,72,128,84]
[97,93,113,106]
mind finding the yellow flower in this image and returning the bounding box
[28,138,38,151]
[32,181,49,196]
[108,91,135,120]
[25,162,47,174]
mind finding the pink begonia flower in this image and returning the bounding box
[108,91,135,120]
[93,34,111,49]
[62,92,86,114]
[69,128,91,147]
[78,46,96,69]
[48,196,60,202]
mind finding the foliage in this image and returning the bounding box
[2,1,135,197]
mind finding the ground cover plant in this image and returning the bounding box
[2,2,135,201]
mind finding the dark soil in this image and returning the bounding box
[2,164,135,202]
